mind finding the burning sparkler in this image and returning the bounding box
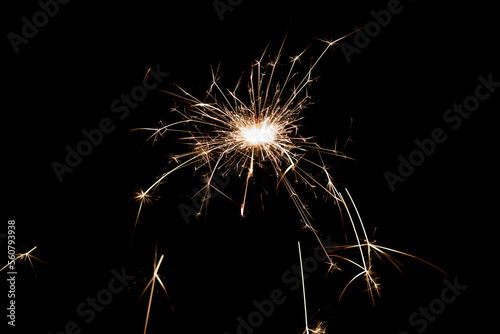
[131,30,365,270]
[132,28,447,307]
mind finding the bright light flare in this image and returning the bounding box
[238,121,277,147]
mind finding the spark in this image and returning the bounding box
[131,189,155,243]
[303,321,327,334]
[328,189,448,304]
[298,241,310,334]
[298,242,328,334]
[138,244,173,334]
[1,246,45,274]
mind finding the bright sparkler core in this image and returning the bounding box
[239,121,277,147]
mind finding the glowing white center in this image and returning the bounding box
[240,123,276,145]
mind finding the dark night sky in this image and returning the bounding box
[4,1,498,333]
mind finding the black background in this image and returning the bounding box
[3,1,498,333]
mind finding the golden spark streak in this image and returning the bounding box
[139,245,173,334]
[298,241,310,334]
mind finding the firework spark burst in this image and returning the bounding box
[132,29,446,306]
[132,31,363,268]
